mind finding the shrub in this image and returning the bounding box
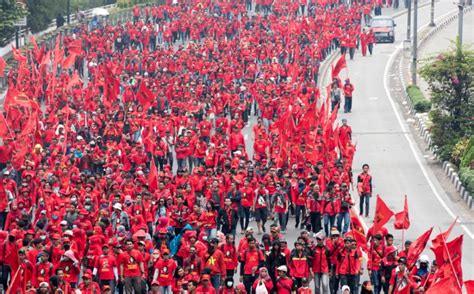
[460,137,474,168]
[451,138,470,167]
[406,85,431,113]
[459,167,474,194]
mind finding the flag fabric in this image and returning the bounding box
[442,235,463,283]
[67,71,82,90]
[426,276,461,294]
[407,227,433,269]
[394,195,410,230]
[431,217,457,249]
[464,281,474,294]
[68,39,83,55]
[137,81,155,110]
[11,46,27,63]
[0,56,6,77]
[346,229,368,253]
[372,195,394,233]
[62,52,77,69]
[331,54,346,79]
[148,158,158,192]
[349,208,365,234]
[0,111,9,138]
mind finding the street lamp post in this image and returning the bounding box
[458,0,464,45]
[412,0,418,85]
[406,0,412,41]
[429,0,435,26]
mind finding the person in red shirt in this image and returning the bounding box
[33,251,54,288]
[202,238,227,290]
[312,232,330,294]
[196,274,217,294]
[357,163,373,218]
[120,238,145,293]
[275,265,293,294]
[368,234,385,294]
[93,244,118,293]
[153,248,177,294]
[239,236,265,293]
[77,269,101,293]
[343,79,355,113]
[297,278,312,294]
[252,267,273,293]
[220,234,238,278]
[389,257,419,294]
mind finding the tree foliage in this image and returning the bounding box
[420,40,474,162]
[0,0,28,46]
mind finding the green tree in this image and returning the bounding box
[420,41,474,161]
[0,0,28,46]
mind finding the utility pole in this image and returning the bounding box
[406,0,412,41]
[429,0,435,26]
[458,0,464,45]
[412,0,418,85]
[67,0,71,24]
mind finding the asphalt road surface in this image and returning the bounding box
[328,0,474,281]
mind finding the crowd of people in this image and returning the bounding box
[0,0,460,293]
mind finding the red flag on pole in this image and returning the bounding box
[331,54,346,79]
[137,81,155,110]
[62,52,77,69]
[11,46,27,63]
[425,276,462,294]
[431,217,457,249]
[148,158,158,192]
[0,112,10,138]
[394,195,410,230]
[407,227,433,269]
[0,56,6,77]
[371,195,394,233]
[346,229,369,253]
[349,209,366,235]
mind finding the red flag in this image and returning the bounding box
[62,52,77,69]
[331,54,346,79]
[67,71,82,90]
[148,158,158,192]
[426,276,461,294]
[464,281,474,294]
[372,195,394,233]
[0,56,6,77]
[349,208,366,235]
[394,195,410,230]
[0,112,9,138]
[346,230,368,253]
[443,235,463,283]
[11,46,27,63]
[407,227,433,269]
[137,81,155,110]
[68,39,83,55]
[30,35,40,60]
[431,217,457,249]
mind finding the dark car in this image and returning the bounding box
[370,16,396,43]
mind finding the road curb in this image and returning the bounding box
[396,6,474,209]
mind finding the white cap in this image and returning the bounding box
[64,230,73,236]
[60,220,68,225]
[277,265,287,272]
[113,203,122,210]
[419,255,430,264]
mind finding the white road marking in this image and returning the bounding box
[368,97,379,100]
[383,9,474,239]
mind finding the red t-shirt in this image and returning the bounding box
[120,249,143,277]
[94,254,117,281]
[155,258,177,286]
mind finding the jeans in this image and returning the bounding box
[160,285,172,294]
[344,96,352,113]
[370,270,382,294]
[124,276,142,293]
[240,206,251,230]
[276,212,288,231]
[243,275,256,294]
[210,274,221,291]
[359,193,371,217]
[314,273,330,294]
[339,274,357,294]
[205,228,217,238]
[310,212,322,234]
[337,211,350,235]
[295,205,306,228]
[323,215,336,236]
[1,265,11,290]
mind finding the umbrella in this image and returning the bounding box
[91,7,109,16]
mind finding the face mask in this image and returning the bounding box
[40,235,46,240]
[85,204,92,210]
[52,215,58,220]
[71,197,77,202]
[226,282,233,288]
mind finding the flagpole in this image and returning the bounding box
[438,227,462,289]
[401,227,405,252]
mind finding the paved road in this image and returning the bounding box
[332,0,474,281]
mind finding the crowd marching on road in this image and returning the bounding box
[0,0,470,293]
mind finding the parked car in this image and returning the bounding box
[369,16,396,43]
